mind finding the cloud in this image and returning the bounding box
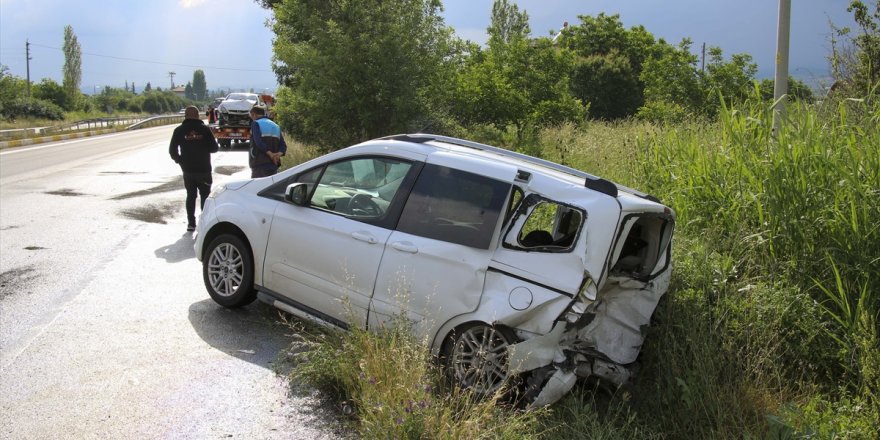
[179,0,207,8]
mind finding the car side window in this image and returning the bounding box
[509,197,583,251]
[397,164,510,249]
[309,157,413,221]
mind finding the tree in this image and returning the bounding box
[0,66,28,105]
[487,0,529,48]
[637,39,702,122]
[144,82,152,92]
[699,47,758,114]
[758,77,814,102]
[640,39,701,107]
[271,0,457,148]
[453,8,585,139]
[192,70,207,101]
[561,14,657,119]
[92,86,139,113]
[33,78,71,110]
[832,1,880,94]
[62,25,82,111]
[185,82,194,100]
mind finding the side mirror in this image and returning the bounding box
[284,183,309,206]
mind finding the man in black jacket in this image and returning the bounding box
[169,106,219,232]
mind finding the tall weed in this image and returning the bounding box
[287,316,543,440]
[638,92,879,371]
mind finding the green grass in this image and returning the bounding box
[279,93,880,438]
[285,316,544,439]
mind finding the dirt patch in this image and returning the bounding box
[214,165,247,176]
[119,201,179,224]
[23,246,47,250]
[0,266,38,299]
[111,176,184,200]
[0,225,20,231]
[46,188,88,197]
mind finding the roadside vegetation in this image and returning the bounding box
[281,92,879,438]
[269,0,879,438]
[0,67,196,132]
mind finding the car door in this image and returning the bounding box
[371,159,515,339]
[491,194,588,297]
[262,156,417,328]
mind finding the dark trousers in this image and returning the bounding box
[251,167,277,178]
[183,172,212,226]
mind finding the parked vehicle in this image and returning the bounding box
[210,92,272,148]
[194,134,675,406]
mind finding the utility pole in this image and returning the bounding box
[25,40,32,97]
[773,0,791,132]
[168,71,176,89]
[701,42,706,73]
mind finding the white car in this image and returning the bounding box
[217,92,262,126]
[194,134,674,406]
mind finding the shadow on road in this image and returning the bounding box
[189,298,353,437]
[154,232,196,262]
[188,298,292,370]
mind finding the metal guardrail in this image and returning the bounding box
[127,114,185,130]
[0,114,184,141]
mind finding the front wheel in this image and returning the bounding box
[202,234,257,308]
[445,324,516,396]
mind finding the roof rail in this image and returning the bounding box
[381,133,658,201]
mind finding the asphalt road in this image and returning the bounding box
[0,126,344,439]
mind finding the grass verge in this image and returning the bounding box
[278,92,879,438]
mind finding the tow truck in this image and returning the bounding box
[209,93,275,148]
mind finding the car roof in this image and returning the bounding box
[355,134,668,210]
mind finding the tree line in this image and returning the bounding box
[261,0,877,150]
[0,24,219,122]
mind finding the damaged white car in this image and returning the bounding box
[217,92,263,127]
[194,134,674,406]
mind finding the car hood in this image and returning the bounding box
[220,99,257,112]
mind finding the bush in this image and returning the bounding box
[636,100,689,124]
[0,97,64,121]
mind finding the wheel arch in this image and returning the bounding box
[201,222,252,262]
[435,319,519,360]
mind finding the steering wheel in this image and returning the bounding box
[349,193,381,217]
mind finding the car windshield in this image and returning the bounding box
[226,93,256,101]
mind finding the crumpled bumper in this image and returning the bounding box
[506,270,670,407]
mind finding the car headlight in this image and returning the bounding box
[219,106,228,113]
[209,184,227,198]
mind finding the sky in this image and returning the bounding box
[0,0,861,95]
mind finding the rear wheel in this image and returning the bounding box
[445,323,516,396]
[202,234,257,308]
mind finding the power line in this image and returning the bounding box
[27,42,272,73]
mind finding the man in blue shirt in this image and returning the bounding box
[248,106,287,178]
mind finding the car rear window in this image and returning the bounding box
[397,164,510,249]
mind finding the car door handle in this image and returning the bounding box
[391,241,418,254]
[351,231,378,244]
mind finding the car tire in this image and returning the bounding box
[444,323,517,396]
[202,234,257,308]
